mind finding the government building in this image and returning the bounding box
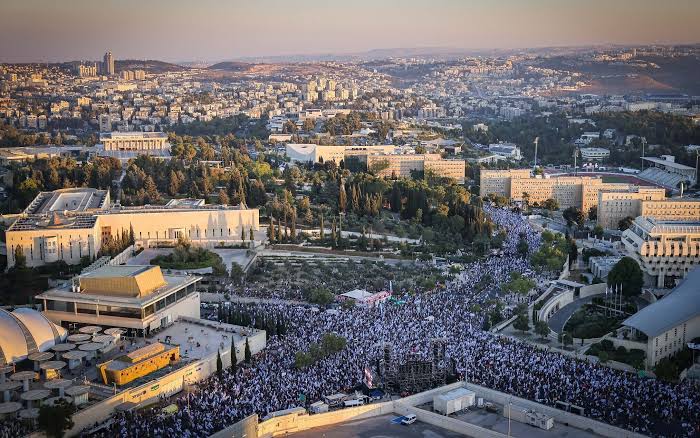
[363,153,465,183]
[597,187,700,229]
[479,169,634,213]
[621,217,700,288]
[5,188,259,268]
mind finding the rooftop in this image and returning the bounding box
[642,156,695,171]
[37,268,199,307]
[99,132,168,139]
[623,267,700,337]
[24,188,109,215]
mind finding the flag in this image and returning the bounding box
[364,366,374,388]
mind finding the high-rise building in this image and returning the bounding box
[103,51,115,76]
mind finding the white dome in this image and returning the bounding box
[0,308,67,365]
[13,308,67,351]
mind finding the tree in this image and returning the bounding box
[618,216,634,231]
[241,227,246,241]
[216,350,223,373]
[592,224,604,239]
[38,399,75,438]
[563,332,573,347]
[516,234,529,258]
[319,212,325,240]
[542,198,559,211]
[513,313,530,333]
[230,262,244,285]
[607,256,644,297]
[218,189,229,205]
[588,206,598,221]
[231,339,238,372]
[244,338,252,363]
[13,245,26,269]
[535,320,550,339]
[563,206,585,229]
[249,227,254,241]
[338,181,347,212]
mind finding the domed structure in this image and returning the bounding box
[0,308,67,365]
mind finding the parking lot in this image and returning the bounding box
[288,414,463,438]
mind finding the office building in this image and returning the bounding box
[6,188,259,268]
[479,169,634,213]
[621,217,700,287]
[597,188,700,229]
[580,147,610,161]
[362,153,465,183]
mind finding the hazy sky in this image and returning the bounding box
[1,0,699,62]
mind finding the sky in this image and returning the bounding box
[1,0,699,63]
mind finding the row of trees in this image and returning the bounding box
[295,333,347,369]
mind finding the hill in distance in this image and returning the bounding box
[207,61,253,71]
[115,59,189,73]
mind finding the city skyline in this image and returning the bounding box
[1,0,699,63]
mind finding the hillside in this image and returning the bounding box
[115,59,188,73]
[207,61,253,71]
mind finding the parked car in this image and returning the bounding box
[401,414,417,425]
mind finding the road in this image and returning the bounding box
[547,295,596,334]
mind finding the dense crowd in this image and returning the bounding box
[4,206,695,438]
[93,207,698,437]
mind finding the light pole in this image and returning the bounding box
[507,396,512,438]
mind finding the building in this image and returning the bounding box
[103,51,115,76]
[622,267,700,366]
[588,256,622,280]
[596,187,667,229]
[362,154,465,183]
[99,114,112,133]
[338,289,390,307]
[6,188,259,268]
[284,144,397,164]
[597,188,700,229]
[580,147,610,161]
[639,155,697,189]
[0,307,68,365]
[479,169,634,213]
[621,217,700,287]
[488,143,522,161]
[78,64,98,78]
[99,132,169,152]
[98,342,180,386]
[37,265,201,336]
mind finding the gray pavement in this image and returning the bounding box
[547,295,596,334]
[454,408,603,438]
[287,414,463,438]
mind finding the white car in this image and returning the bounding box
[401,414,417,425]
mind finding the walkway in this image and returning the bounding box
[547,295,596,334]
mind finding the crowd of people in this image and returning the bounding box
[24,206,700,438]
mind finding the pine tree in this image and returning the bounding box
[390,183,401,213]
[268,217,275,243]
[216,350,223,374]
[241,227,245,241]
[231,340,238,372]
[249,227,254,241]
[338,180,347,212]
[290,208,297,239]
[319,213,325,240]
[244,338,252,363]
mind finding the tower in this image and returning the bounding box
[103,51,115,76]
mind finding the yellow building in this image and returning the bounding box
[364,154,465,182]
[597,187,699,229]
[98,342,180,386]
[6,189,259,268]
[37,265,201,335]
[480,169,637,213]
[99,132,169,152]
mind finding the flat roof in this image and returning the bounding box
[153,317,264,361]
[623,267,700,337]
[24,189,108,215]
[100,132,168,139]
